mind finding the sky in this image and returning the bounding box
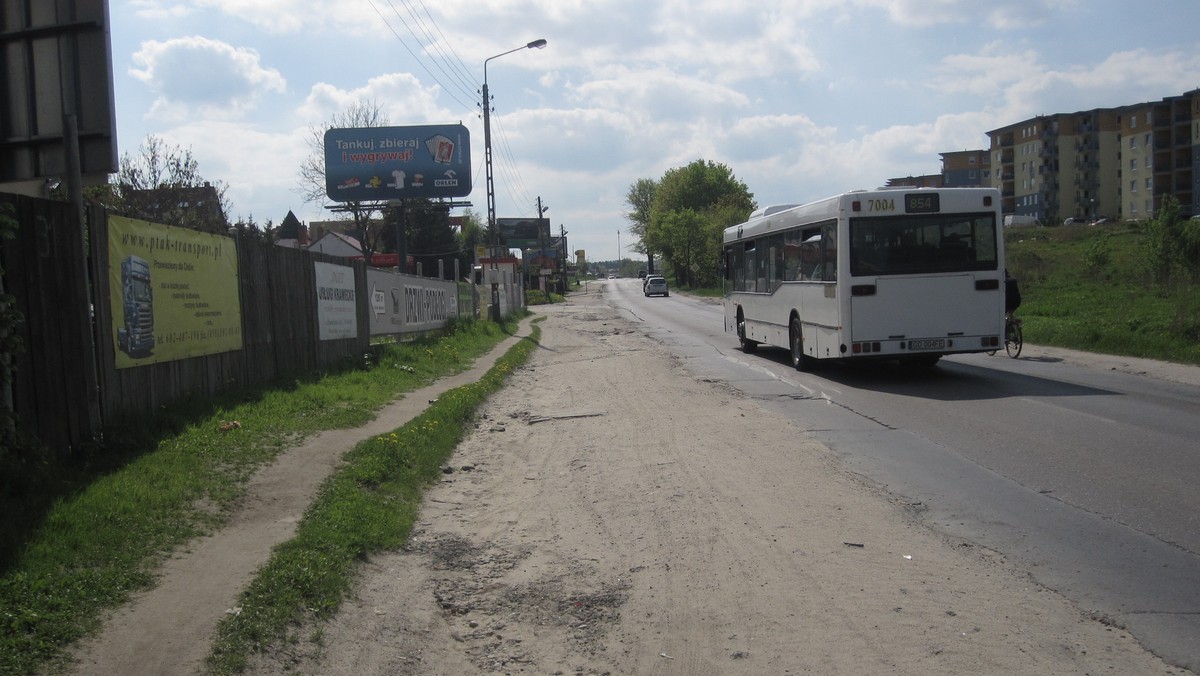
[109,0,1200,263]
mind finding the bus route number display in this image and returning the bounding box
[905,193,940,213]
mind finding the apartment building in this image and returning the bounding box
[939,149,990,187]
[986,110,1120,224]
[978,89,1199,224]
[1119,90,1199,220]
[885,174,943,188]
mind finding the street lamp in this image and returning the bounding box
[483,38,547,321]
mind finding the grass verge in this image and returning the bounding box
[206,318,541,673]
[0,316,531,675]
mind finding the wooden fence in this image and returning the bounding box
[1,194,100,455]
[1,193,494,457]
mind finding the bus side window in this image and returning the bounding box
[784,230,803,281]
[821,222,837,282]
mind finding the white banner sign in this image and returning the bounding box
[315,261,358,340]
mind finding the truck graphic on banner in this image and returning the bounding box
[117,255,155,357]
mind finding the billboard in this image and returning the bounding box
[1,0,118,191]
[324,124,470,202]
[366,268,461,336]
[107,215,242,368]
[497,217,550,249]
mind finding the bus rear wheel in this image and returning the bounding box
[790,317,812,371]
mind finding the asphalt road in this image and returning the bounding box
[598,277,1200,672]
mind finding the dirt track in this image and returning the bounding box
[71,286,1183,675]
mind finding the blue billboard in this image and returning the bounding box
[323,124,471,202]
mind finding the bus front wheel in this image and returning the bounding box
[790,317,813,371]
[737,313,757,353]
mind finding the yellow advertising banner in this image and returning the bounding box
[108,215,243,368]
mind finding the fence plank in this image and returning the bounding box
[0,194,101,455]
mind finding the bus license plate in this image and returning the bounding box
[909,339,945,350]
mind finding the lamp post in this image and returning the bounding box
[483,38,547,321]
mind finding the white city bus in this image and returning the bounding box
[723,187,1006,369]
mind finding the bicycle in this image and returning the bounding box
[988,312,1023,358]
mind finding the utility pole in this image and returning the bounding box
[536,196,548,298]
[560,223,569,294]
[398,200,412,274]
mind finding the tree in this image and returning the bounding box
[456,209,486,276]
[231,214,276,243]
[1142,196,1200,284]
[624,178,657,267]
[112,135,232,234]
[400,201,462,279]
[644,160,756,286]
[296,100,391,260]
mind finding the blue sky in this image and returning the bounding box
[111,0,1200,262]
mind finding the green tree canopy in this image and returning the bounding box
[640,160,756,286]
[624,177,657,253]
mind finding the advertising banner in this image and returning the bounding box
[107,215,242,368]
[496,217,550,249]
[315,261,358,340]
[367,268,460,335]
[324,124,471,202]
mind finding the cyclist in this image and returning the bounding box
[1005,271,1021,316]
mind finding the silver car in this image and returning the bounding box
[644,277,669,297]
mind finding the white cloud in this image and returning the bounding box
[570,66,751,124]
[130,36,285,121]
[129,0,193,21]
[296,74,452,128]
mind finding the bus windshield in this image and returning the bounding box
[849,212,998,277]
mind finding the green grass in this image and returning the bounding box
[206,320,541,673]
[1005,223,1200,365]
[0,315,533,675]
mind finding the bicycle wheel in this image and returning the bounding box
[1005,319,1023,358]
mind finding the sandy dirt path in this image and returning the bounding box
[64,327,535,675]
[237,290,1180,675]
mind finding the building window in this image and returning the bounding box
[1146,177,1153,190]
[969,156,977,165]
[1131,158,1138,170]
[1131,115,1138,129]
[1130,180,1137,193]
[1130,136,1137,149]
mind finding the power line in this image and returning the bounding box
[364,2,543,219]
[392,0,478,98]
[365,0,475,111]
[404,0,479,91]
